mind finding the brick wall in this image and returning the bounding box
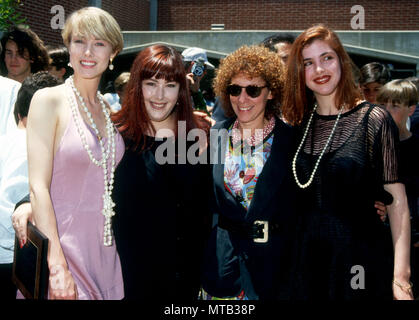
[13,0,419,46]
[18,0,149,46]
[102,0,149,31]
[157,0,419,31]
[19,0,88,46]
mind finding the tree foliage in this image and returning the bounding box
[0,0,26,31]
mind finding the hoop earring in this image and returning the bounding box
[109,58,114,71]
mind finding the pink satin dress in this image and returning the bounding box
[19,89,125,300]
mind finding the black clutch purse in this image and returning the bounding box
[12,222,49,299]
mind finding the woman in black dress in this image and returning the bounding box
[111,45,212,300]
[282,25,413,300]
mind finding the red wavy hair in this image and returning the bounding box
[281,24,362,126]
[112,45,197,151]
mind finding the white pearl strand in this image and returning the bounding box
[292,103,344,189]
[66,76,116,246]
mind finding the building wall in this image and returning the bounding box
[10,0,419,78]
[102,0,149,31]
[19,0,88,46]
[18,0,149,46]
[15,0,419,46]
[157,0,419,31]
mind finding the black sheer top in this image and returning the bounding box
[296,101,400,218]
[292,102,400,300]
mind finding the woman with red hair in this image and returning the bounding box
[111,44,212,300]
[282,25,412,300]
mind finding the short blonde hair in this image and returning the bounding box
[62,7,123,55]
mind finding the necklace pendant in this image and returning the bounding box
[67,76,117,247]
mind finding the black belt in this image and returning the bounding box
[218,215,282,243]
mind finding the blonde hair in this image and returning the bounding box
[377,79,419,107]
[62,7,123,55]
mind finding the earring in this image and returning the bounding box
[68,62,72,68]
[109,58,114,71]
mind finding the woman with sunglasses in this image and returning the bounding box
[282,25,412,300]
[200,45,297,300]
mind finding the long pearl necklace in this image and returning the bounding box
[292,103,344,189]
[66,76,116,246]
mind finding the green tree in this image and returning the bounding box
[0,0,26,32]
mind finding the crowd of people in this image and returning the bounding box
[0,6,418,301]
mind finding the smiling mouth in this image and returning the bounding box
[150,102,166,109]
[314,76,331,84]
[238,105,253,112]
[80,60,96,67]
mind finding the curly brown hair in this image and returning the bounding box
[213,45,285,118]
[1,26,49,75]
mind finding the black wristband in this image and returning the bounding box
[15,194,30,211]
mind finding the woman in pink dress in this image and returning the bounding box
[24,7,124,299]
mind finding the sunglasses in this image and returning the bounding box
[226,84,267,98]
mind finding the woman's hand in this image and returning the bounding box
[374,201,387,222]
[49,265,78,300]
[392,279,414,300]
[11,202,33,248]
[193,110,215,131]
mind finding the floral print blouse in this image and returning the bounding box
[224,116,275,210]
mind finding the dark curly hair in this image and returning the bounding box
[261,33,295,53]
[359,62,391,86]
[213,45,285,119]
[14,71,60,123]
[46,45,72,79]
[0,26,49,76]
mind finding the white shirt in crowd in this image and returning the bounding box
[0,128,28,263]
[0,75,21,135]
[103,92,121,112]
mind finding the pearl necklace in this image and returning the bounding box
[66,76,116,246]
[292,104,344,189]
[231,116,276,146]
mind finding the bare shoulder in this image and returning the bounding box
[29,84,68,118]
[31,84,66,106]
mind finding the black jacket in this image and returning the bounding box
[112,136,212,300]
[201,117,298,300]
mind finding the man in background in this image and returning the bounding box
[0,26,49,83]
[0,41,21,135]
[0,71,59,299]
